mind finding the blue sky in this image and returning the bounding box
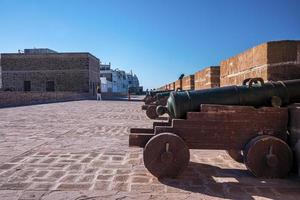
[0,0,299,89]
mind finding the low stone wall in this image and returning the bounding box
[101,92,127,98]
[220,40,300,86]
[0,91,92,108]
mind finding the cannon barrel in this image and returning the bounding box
[144,90,172,104]
[144,91,172,105]
[158,79,300,119]
[148,90,172,97]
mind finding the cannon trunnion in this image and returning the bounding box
[130,104,292,179]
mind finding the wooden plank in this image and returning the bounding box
[129,133,154,147]
[130,128,154,134]
[153,121,171,128]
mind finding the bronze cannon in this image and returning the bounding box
[130,78,300,179]
[142,91,171,119]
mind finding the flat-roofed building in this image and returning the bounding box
[1,48,100,95]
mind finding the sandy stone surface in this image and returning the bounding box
[0,99,299,200]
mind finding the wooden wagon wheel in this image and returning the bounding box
[144,96,153,104]
[146,105,159,119]
[143,132,190,178]
[243,135,293,178]
[227,150,244,163]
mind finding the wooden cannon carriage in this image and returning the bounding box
[141,92,170,119]
[129,104,293,178]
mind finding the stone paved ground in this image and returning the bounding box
[0,99,300,200]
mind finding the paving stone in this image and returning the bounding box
[131,176,150,183]
[80,157,93,163]
[9,157,26,163]
[99,169,114,175]
[41,158,56,164]
[78,175,95,182]
[96,175,113,181]
[0,190,22,200]
[84,168,98,174]
[116,169,131,175]
[60,175,79,183]
[56,183,92,190]
[0,164,16,170]
[49,171,66,179]
[130,184,165,193]
[0,182,31,190]
[67,164,82,171]
[111,182,129,191]
[19,191,46,200]
[28,182,55,191]
[114,175,130,182]
[33,170,49,178]
[93,181,111,190]
[0,100,299,199]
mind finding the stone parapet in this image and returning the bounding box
[220,40,300,86]
[0,91,92,108]
[194,66,220,90]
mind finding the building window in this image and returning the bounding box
[24,81,31,92]
[46,81,55,92]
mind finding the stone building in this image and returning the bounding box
[1,48,100,94]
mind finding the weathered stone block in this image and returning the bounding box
[182,75,194,90]
[194,66,220,90]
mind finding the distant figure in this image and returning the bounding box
[96,85,102,101]
[178,73,185,80]
[128,88,131,101]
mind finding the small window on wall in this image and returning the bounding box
[24,81,31,92]
[46,81,55,92]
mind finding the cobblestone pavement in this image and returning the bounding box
[0,100,300,200]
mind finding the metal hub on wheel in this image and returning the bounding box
[244,135,293,178]
[146,105,159,119]
[143,133,190,178]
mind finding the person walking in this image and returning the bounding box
[96,85,102,101]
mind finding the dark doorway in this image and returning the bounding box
[46,81,55,92]
[24,81,31,92]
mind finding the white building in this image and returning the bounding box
[112,69,128,94]
[100,63,113,93]
[100,63,131,94]
[100,62,142,95]
[126,71,140,93]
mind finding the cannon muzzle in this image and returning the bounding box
[156,105,168,116]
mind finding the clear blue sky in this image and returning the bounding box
[0,0,299,89]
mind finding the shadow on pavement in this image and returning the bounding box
[159,162,300,200]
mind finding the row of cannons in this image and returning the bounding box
[129,78,300,179]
